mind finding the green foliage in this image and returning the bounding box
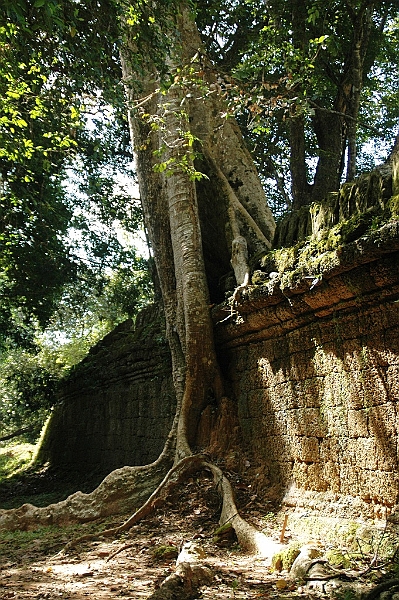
[0,0,159,440]
[41,253,153,367]
[0,0,132,347]
[195,0,399,213]
[0,344,61,441]
[0,0,157,350]
[0,249,153,440]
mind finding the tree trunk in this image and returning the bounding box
[289,0,313,210]
[345,5,373,182]
[311,106,347,202]
[120,1,275,456]
[290,113,313,210]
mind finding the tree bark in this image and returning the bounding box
[345,4,373,182]
[311,106,347,202]
[120,1,275,455]
[289,0,313,210]
[290,113,313,210]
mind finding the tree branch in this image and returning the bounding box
[0,426,36,443]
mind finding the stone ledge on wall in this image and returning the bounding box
[213,221,399,347]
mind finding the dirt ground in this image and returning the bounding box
[2,469,394,600]
[0,472,300,599]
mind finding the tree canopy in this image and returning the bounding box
[1,0,398,331]
[0,0,153,437]
[0,0,149,348]
[196,0,399,211]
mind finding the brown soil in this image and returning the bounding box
[0,472,296,599]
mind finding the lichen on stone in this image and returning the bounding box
[151,544,179,561]
[271,542,301,572]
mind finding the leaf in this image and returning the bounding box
[33,0,46,7]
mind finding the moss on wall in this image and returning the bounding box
[274,161,395,250]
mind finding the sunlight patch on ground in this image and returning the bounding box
[0,443,36,481]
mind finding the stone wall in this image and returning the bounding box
[38,191,399,522]
[37,306,176,479]
[214,222,399,520]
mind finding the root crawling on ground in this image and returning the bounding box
[204,461,283,561]
[0,422,178,533]
[62,454,206,553]
[0,459,168,532]
[0,450,283,570]
[58,455,283,562]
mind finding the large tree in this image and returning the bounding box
[120,0,275,459]
[0,0,279,571]
[1,1,398,594]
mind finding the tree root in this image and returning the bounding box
[203,461,282,561]
[100,456,283,564]
[363,579,399,600]
[146,542,213,600]
[0,462,163,533]
[138,458,283,598]
[63,454,204,554]
[1,448,282,568]
[0,413,180,534]
[0,450,174,533]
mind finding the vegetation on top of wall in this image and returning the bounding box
[255,218,398,293]
[252,161,399,292]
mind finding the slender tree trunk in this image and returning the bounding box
[345,5,373,182]
[290,113,313,209]
[123,76,186,426]
[311,106,347,202]
[289,0,313,210]
[160,81,223,456]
